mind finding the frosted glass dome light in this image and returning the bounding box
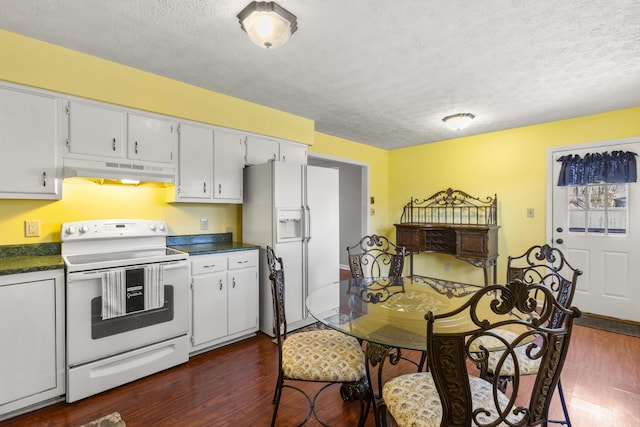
[442,113,476,131]
[238,2,297,49]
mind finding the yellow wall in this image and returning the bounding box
[0,30,384,245]
[0,30,314,144]
[1,27,639,277]
[389,107,640,284]
[1,179,242,243]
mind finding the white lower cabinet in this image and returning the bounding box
[189,250,259,354]
[0,270,65,420]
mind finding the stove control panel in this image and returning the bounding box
[61,219,169,241]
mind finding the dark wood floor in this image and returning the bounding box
[3,322,639,427]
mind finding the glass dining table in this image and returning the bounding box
[306,275,484,351]
[306,275,485,422]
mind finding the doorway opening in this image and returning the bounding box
[308,153,369,269]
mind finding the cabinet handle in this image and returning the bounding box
[272,153,277,160]
[135,141,139,154]
[282,155,286,161]
[112,138,117,151]
[42,171,47,187]
[232,278,236,288]
[219,279,223,290]
[203,182,207,194]
[236,260,248,264]
[218,184,222,194]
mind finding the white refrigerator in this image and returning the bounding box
[243,160,340,336]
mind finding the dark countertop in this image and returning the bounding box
[166,233,260,256]
[169,242,260,256]
[0,234,260,276]
[0,243,64,276]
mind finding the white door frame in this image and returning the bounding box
[546,136,640,242]
[546,136,640,321]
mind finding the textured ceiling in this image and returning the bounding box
[1,0,639,149]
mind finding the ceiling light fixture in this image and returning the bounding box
[237,1,297,49]
[442,113,475,131]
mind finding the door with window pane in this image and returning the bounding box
[550,138,640,322]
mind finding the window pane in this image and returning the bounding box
[588,185,605,209]
[567,183,628,236]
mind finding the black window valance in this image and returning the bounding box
[557,151,637,186]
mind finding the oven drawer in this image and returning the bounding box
[228,252,257,270]
[191,255,226,275]
[67,335,188,402]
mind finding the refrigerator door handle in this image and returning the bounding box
[305,206,312,241]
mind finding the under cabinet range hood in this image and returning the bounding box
[62,157,176,184]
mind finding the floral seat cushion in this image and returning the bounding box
[282,329,366,382]
[477,329,542,376]
[382,372,523,427]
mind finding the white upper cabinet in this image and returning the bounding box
[245,134,307,165]
[0,84,63,199]
[169,123,243,204]
[245,135,279,165]
[279,142,307,164]
[213,130,245,203]
[173,122,213,201]
[66,100,126,159]
[65,100,176,164]
[127,113,175,164]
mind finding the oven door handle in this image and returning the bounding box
[68,261,186,281]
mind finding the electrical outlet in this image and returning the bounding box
[25,220,40,237]
[444,263,450,271]
[527,208,535,218]
[200,218,208,230]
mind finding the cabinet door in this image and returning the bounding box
[127,113,175,163]
[228,268,258,335]
[245,135,279,165]
[67,100,126,158]
[279,142,307,164]
[191,271,228,346]
[0,278,57,406]
[0,86,61,198]
[176,123,213,200]
[213,130,245,202]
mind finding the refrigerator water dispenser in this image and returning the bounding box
[276,208,303,241]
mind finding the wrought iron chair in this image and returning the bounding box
[347,234,428,399]
[265,246,370,427]
[379,278,582,427]
[478,243,583,426]
[347,234,406,279]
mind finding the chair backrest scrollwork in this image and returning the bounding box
[426,278,582,426]
[507,243,582,328]
[347,234,406,278]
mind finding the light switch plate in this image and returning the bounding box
[200,218,208,230]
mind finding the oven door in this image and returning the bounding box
[66,260,188,367]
